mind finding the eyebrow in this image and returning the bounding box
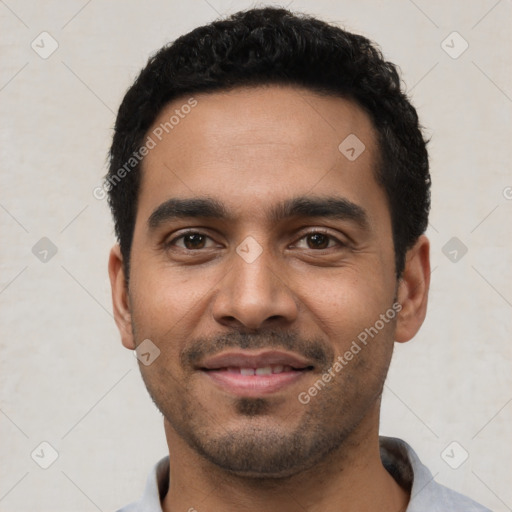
[147,195,370,231]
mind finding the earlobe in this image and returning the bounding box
[108,245,135,350]
[395,235,431,343]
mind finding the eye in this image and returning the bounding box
[167,231,217,250]
[294,231,344,250]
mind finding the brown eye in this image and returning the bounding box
[167,231,216,250]
[307,233,330,249]
[182,233,207,249]
[293,230,345,251]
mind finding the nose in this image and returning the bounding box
[212,245,298,331]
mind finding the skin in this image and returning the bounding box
[109,85,430,512]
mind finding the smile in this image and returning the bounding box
[199,350,314,397]
[211,364,299,375]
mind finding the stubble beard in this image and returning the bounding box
[135,323,395,480]
[144,366,388,480]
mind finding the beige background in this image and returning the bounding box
[1,0,511,510]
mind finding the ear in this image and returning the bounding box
[395,235,430,343]
[108,245,135,350]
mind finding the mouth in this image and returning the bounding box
[198,350,314,397]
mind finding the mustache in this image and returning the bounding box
[181,329,334,370]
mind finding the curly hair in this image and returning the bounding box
[107,6,430,278]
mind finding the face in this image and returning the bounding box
[109,85,430,478]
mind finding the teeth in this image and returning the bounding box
[216,364,299,375]
[255,366,272,375]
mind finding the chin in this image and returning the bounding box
[184,419,338,481]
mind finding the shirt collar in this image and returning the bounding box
[119,436,489,512]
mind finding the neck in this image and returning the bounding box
[161,409,409,512]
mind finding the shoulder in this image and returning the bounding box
[418,479,492,512]
[115,456,170,512]
[379,436,492,512]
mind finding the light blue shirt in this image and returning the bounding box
[117,436,491,511]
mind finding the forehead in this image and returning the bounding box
[136,85,386,227]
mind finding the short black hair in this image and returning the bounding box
[107,6,430,279]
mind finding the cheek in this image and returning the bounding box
[129,256,212,334]
[128,259,227,377]
[297,267,395,343]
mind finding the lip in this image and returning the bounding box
[199,350,313,370]
[199,350,314,397]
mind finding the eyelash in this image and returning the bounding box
[165,229,346,251]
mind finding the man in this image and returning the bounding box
[107,7,490,512]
